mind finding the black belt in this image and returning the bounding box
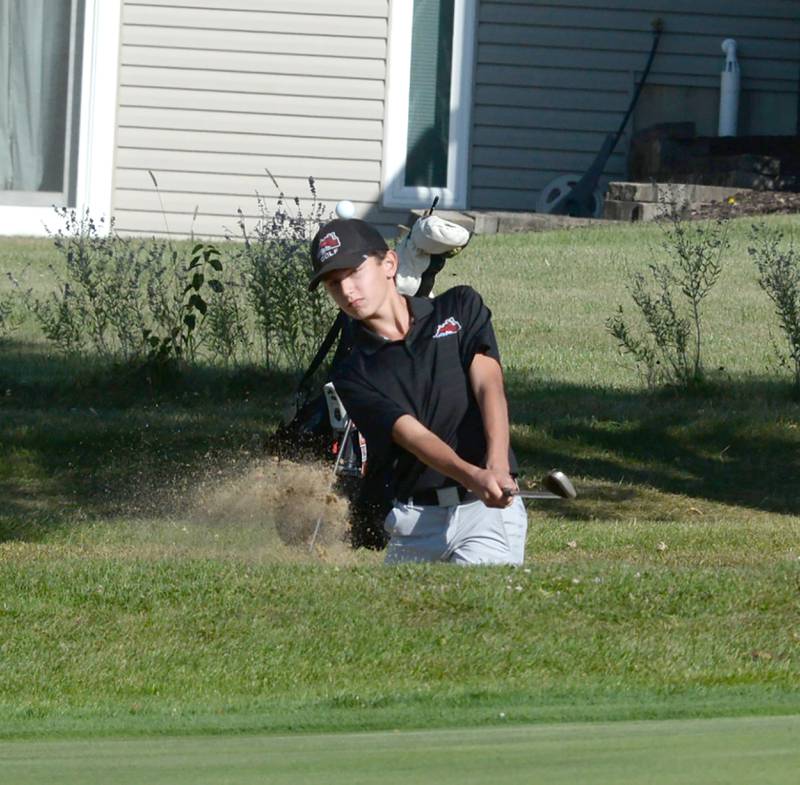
[403,486,477,507]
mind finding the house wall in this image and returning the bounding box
[114,0,800,233]
[470,0,800,211]
[113,0,406,237]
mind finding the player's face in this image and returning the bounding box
[322,253,396,320]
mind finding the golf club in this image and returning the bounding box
[505,470,577,501]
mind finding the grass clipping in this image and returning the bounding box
[192,457,353,560]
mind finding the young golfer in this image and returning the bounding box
[309,218,527,565]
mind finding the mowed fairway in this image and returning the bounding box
[3,715,799,785]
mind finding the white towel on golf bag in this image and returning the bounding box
[395,215,470,296]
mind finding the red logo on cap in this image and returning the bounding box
[433,317,461,339]
[317,231,341,262]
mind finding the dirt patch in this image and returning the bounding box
[689,190,800,221]
[190,456,353,557]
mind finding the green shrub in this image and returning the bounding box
[205,268,254,367]
[8,176,338,374]
[0,272,28,343]
[234,178,336,371]
[748,223,800,391]
[143,243,225,367]
[27,209,225,368]
[607,206,729,388]
[31,209,149,359]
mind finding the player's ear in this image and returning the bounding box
[382,250,398,279]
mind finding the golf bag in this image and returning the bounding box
[271,213,471,549]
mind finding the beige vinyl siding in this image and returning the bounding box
[114,0,405,237]
[471,0,800,211]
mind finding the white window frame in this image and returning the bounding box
[382,0,477,211]
[0,0,121,236]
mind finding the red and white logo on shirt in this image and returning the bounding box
[433,317,461,339]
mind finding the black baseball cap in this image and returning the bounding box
[308,218,389,291]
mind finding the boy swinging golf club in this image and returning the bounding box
[309,217,527,564]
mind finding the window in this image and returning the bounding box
[0,0,84,207]
[0,0,120,236]
[383,0,476,210]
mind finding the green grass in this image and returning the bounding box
[3,716,799,785]
[1,543,799,738]
[1,217,799,740]
[469,216,791,386]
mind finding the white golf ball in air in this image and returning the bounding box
[335,200,355,219]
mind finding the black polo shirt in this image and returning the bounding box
[332,285,518,502]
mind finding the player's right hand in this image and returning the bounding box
[467,467,515,508]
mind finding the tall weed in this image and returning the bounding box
[8,175,341,374]
[26,209,225,368]
[33,209,149,360]
[205,266,253,366]
[235,177,336,371]
[0,271,29,343]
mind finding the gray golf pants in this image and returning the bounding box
[383,496,528,565]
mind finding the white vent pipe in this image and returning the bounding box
[718,38,740,136]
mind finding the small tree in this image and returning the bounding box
[143,243,224,366]
[748,223,800,391]
[607,204,729,388]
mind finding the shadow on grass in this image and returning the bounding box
[0,341,301,539]
[2,343,800,540]
[0,339,299,407]
[505,370,800,517]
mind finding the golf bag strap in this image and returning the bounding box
[296,311,345,398]
[416,255,446,298]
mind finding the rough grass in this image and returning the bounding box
[2,539,798,738]
[1,215,799,738]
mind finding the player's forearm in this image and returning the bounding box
[470,357,511,470]
[478,385,510,468]
[391,414,479,488]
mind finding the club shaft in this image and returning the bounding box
[513,490,562,500]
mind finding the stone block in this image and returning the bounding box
[603,199,667,222]
[468,213,499,235]
[607,181,753,205]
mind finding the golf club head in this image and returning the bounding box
[542,470,577,499]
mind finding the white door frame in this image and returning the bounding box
[0,0,121,236]
[382,0,477,211]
